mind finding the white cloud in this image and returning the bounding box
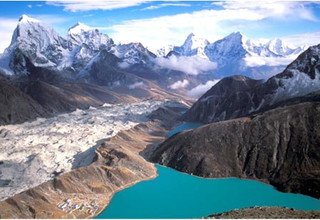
[108,8,266,52]
[47,0,150,12]
[214,1,319,22]
[187,80,220,98]
[118,61,131,69]
[107,1,319,53]
[141,3,191,11]
[169,79,189,90]
[283,31,320,48]
[128,81,145,89]
[244,55,299,67]
[155,55,217,75]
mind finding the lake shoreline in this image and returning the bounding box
[98,122,320,219]
[0,118,173,218]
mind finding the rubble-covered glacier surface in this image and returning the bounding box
[0,100,165,201]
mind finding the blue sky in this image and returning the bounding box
[0,1,320,53]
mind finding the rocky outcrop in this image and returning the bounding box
[0,76,49,125]
[151,102,320,198]
[183,75,263,123]
[209,207,320,219]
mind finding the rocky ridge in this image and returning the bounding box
[152,102,320,198]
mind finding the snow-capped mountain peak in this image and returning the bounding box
[171,33,209,58]
[205,31,247,63]
[1,14,70,74]
[223,31,243,43]
[67,22,113,48]
[156,44,174,57]
[266,38,288,56]
[183,32,209,51]
[68,22,92,35]
[110,42,155,65]
[18,14,40,23]
[11,14,63,47]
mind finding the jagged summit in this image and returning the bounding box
[183,32,209,49]
[225,31,243,40]
[68,22,92,35]
[3,14,69,73]
[205,31,247,65]
[184,33,195,43]
[18,14,39,23]
[171,32,209,58]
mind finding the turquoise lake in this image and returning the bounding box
[97,122,320,218]
[166,122,203,137]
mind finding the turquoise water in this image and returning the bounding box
[97,122,320,218]
[166,122,203,137]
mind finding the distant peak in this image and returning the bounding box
[222,31,244,43]
[68,22,92,35]
[72,22,90,29]
[268,38,283,44]
[228,31,243,38]
[18,14,40,23]
[187,33,195,38]
[183,32,209,44]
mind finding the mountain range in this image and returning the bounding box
[0,15,189,124]
[159,32,305,78]
[0,14,312,125]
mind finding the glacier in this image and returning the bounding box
[0,100,171,201]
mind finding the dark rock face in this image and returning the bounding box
[184,44,320,123]
[0,76,48,125]
[84,50,134,86]
[22,80,133,114]
[151,102,320,198]
[184,75,263,123]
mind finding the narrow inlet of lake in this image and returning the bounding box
[97,123,320,218]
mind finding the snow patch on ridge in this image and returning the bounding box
[273,69,320,103]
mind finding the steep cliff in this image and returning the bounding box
[0,76,49,125]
